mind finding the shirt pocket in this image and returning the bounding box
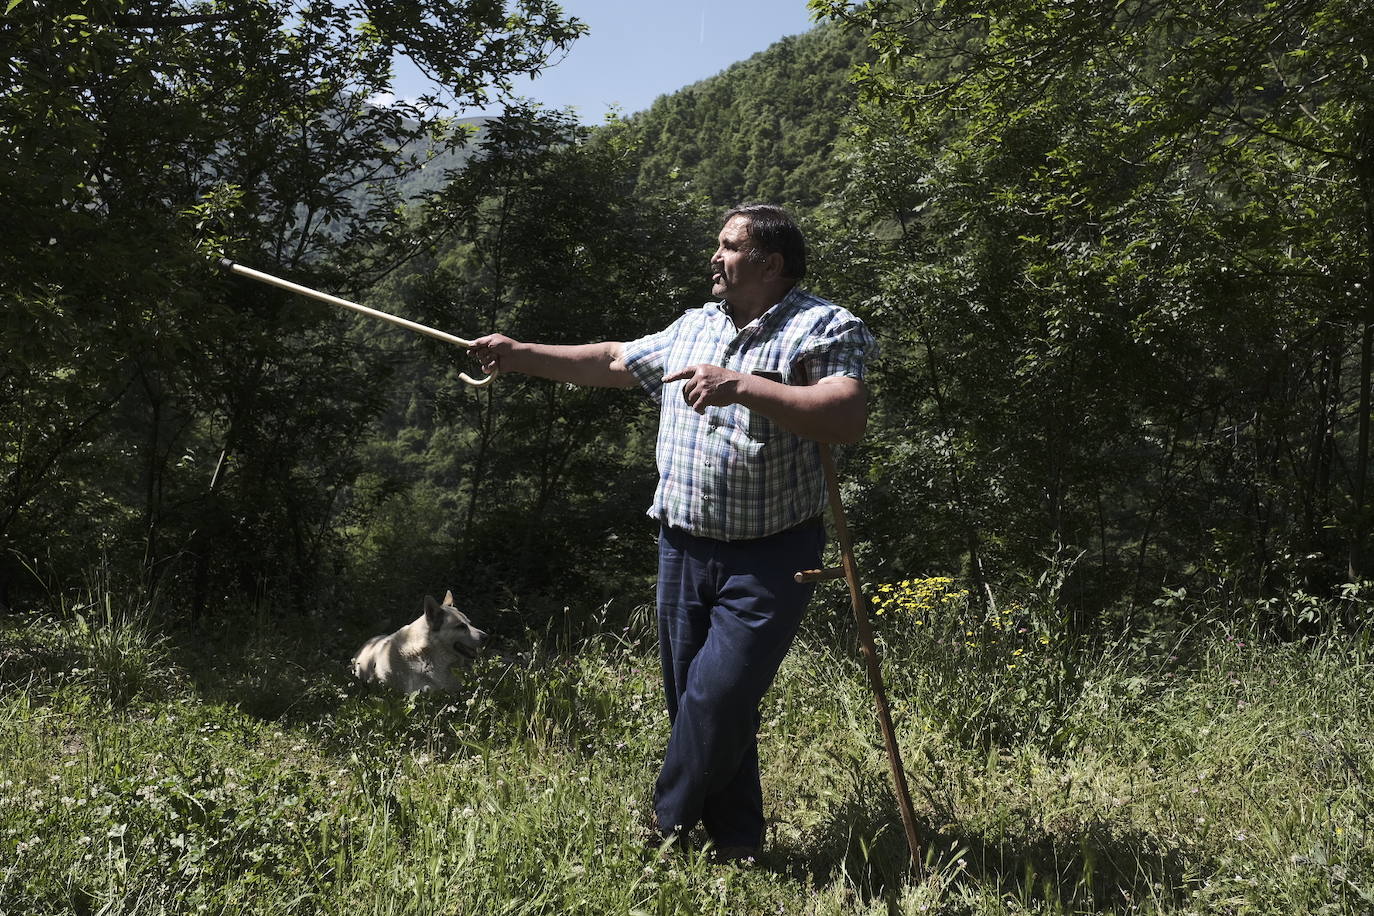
[736,352,794,445]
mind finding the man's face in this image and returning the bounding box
[710,215,771,301]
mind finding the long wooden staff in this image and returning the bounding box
[796,444,923,872]
[217,259,497,387]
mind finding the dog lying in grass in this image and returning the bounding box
[350,591,488,694]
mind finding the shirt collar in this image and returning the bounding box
[714,285,804,331]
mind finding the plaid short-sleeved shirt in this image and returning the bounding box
[620,286,877,541]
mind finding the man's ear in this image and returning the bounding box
[763,251,786,280]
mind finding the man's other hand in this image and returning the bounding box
[663,364,746,413]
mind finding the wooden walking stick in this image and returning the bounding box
[796,444,924,872]
[217,259,497,388]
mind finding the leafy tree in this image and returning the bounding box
[0,0,583,614]
[813,0,1374,609]
[347,108,715,615]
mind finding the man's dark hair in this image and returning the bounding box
[725,203,807,281]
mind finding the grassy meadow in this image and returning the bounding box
[1,579,1372,915]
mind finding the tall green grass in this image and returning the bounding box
[1,582,1371,914]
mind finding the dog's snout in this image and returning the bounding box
[453,625,489,660]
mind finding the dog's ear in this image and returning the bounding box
[423,594,444,630]
[443,589,456,607]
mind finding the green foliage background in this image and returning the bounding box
[3,0,1374,634]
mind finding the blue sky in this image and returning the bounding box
[387,0,822,123]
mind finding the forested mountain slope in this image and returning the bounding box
[394,116,490,199]
[622,21,872,210]
[390,23,867,213]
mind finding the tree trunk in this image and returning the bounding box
[1348,133,1374,581]
[190,447,230,626]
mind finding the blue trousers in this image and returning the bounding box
[652,520,825,848]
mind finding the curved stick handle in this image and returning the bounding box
[218,259,497,387]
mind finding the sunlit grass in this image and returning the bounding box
[1,584,1372,914]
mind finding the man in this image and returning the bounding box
[470,204,876,858]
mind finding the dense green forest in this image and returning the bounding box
[3,0,1373,635]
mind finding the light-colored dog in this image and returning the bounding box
[350,591,488,694]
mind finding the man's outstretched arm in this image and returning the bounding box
[469,335,638,389]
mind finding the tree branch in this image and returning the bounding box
[111,12,240,29]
